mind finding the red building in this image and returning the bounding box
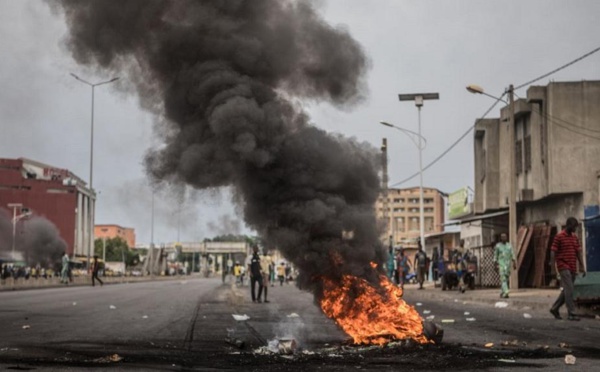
[0,158,95,256]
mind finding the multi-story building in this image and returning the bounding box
[471,80,600,282]
[94,224,136,248]
[0,157,95,257]
[376,187,446,249]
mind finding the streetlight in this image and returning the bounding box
[7,203,28,261]
[395,92,440,251]
[70,73,119,269]
[466,84,517,290]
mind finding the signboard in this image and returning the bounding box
[448,187,471,219]
[205,242,247,254]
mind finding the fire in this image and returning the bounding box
[320,264,428,345]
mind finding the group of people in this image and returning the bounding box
[244,245,294,303]
[493,217,587,321]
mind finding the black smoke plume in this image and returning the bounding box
[50,0,384,298]
[0,210,65,266]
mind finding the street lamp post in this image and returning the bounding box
[396,93,439,251]
[466,84,518,290]
[8,203,23,261]
[70,73,119,269]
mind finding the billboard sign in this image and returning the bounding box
[448,187,471,219]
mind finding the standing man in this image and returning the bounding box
[60,252,70,285]
[413,243,428,290]
[91,255,103,287]
[260,251,271,303]
[248,245,263,303]
[493,233,516,299]
[549,217,586,321]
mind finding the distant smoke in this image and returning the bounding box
[0,209,65,266]
[50,0,384,298]
[207,214,242,237]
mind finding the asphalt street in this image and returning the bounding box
[0,278,599,371]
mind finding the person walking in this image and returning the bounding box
[397,249,411,289]
[260,251,271,302]
[549,217,587,321]
[413,243,428,290]
[277,262,286,286]
[248,245,263,303]
[91,255,103,287]
[60,252,70,285]
[493,233,516,299]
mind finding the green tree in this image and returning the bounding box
[94,237,139,267]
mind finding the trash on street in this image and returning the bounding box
[564,354,576,365]
[494,301,509,308]
[232,314,250,321]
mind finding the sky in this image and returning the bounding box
[1,0,599,245]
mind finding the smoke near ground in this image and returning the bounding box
[49,0,384,298]
[0,210,65,266]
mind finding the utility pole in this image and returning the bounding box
[508,84,519,290]
[381,138,390,244]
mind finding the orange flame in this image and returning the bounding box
[320,264,427,345]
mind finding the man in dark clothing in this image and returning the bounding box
[91,255,103,287]
[549,217,586,321]
[248,245,263,303]
[413,243,428,290]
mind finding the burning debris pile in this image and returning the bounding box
[321,264,428,345]
[51,0,431,344]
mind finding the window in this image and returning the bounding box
[515,139,523,174]
[524,135,531,171]
[425,217,434,232]
[393,207,405,212]
[396,218,405,232]
[409,217,419,231]
[393,198,404,203]
[424,198,434,204]
[424,207,434,213]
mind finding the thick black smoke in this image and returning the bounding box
[0,210,65,266]
[50,0,384,297]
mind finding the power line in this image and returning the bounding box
[514,46,600,90]
[389,93,506,187]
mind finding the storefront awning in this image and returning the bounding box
[444,209,508,226]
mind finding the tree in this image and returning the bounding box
[94,237,139,267]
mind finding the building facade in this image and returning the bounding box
[472,80,600,278]
[0,157,95,257]
[376,187,446,248]
[95,224,136,248]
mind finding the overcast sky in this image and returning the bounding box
[1,0,599,245]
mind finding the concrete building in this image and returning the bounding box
[376,187,446,249]
[95,224,136,248]
[0,157,95,257]
[471,80,600,282]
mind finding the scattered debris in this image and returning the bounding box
[286,313,300,318]
[523,313,532,319]
[501,340,519,346]
[498,359,516,363]
[559,342,570,349]
[416,302,422,307]
[232,314,250,321]
[109,305,117,310]
[426,315,435,321]
[466,318,476,322]
[142,315,148,319]
[564,354,576,365]
[484,343,494,348]
[22,325,30,330]
[277,339,297,354]
[93,354,123,363]
[302,350,315,355]
[441,319,455,323]
[464,312,470,316]
[0,348,19,352]
[225,336,245,349]
[494,301,509,308]
[72,302,77,306]
[454,299,458,303]
[423,310,431,314]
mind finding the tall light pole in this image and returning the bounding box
[8,203,23,261]
[70,73,119,269]
[397,93,439,251]
[466,84,518,290]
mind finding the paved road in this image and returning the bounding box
[1,278,599,371]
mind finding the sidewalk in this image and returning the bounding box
[403,282,559,311]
